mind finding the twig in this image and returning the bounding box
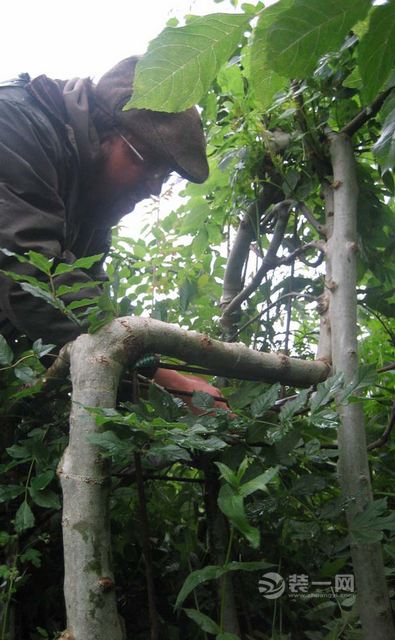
[229,292,316,341]
[377,362,395,374]
[367,402,395,451]
[276,241,325,267]
[341,87,394,138]
[299,203,326,236]
[221,201,293,327]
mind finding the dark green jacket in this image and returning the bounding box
[0,74,110,345]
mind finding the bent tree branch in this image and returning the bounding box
[220,201,292,333]
[58,317,329,639]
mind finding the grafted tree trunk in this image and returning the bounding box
[327,132,394,640]
[57,316,330,638]
[58,334,125,640]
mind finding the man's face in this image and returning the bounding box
[86,135,172,226]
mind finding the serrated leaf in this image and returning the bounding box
[0,335,14,366]
[30,471,54,492]
[217,485,260,548]
[20,548,42,568]
[56,281,102,297]
[373,90,395,172]
[249,0,291,107]
[180,203,210,234]
[358,2,395,103]
[351,498,395,544]
[0,247,29,263]
[215,461,239,488]
[127,13,251,112]
[27,250,52,274]
[32,339,56,358]
[179,278,197,312]
[266,0,371,79]
[191,391,215,410]
[338,364,376,404]
[184,609,220,634]
[239,466,279,498]
[250,383,280,417]
[6,444,30,459]
[29,488,60,509]
[14,365,36,384]
[0,269,50,288]
[175,559,271,609]
[0,485,25,503]
[19,283,57,306]
[87,431,133,455]
[192,227,209,256]
[53,254,104,276]
[279,389,310,423]
[310,373,344,413]
[15,501,35,532]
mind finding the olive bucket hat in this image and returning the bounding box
[94,56,209,183]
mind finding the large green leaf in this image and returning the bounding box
[184,609,219,634]
[250,383,280,417]
[239,466,279,498]
[217,485,260,548]
[358,2,395,103]
[373,90,395,172]
[266,0,371,79]
[351,499,395,544]
[249,0,291,108]
[175,559,272,608]
[126,13,250,112]
[15,500,35,533]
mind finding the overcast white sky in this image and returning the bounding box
[1,0,237,81]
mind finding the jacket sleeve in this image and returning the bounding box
[0,93,105,345]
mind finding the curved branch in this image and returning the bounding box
[229,292,317,341]
[341,86,394,138]
[367,402,395,451]
[220,183,284,334]
[299,203,326,237]
[276,241,325,267]
[220,201,292,331]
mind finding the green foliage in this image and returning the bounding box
[3,1,395,637]
[249,0,290,108]
[373,89,395,172]
[126,13,251,112]
[265,0,370,79]
[358,1,395,103]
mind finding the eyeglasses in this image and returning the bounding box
[118,131,145,162]
[118,130,172,183]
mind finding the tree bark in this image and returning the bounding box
[327,132,394,640]
[58,333,125,640]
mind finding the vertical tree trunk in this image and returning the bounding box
[203,461,241,636]
[327,132,394,640]
[316,183,333,362]
[58,334,125,640]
